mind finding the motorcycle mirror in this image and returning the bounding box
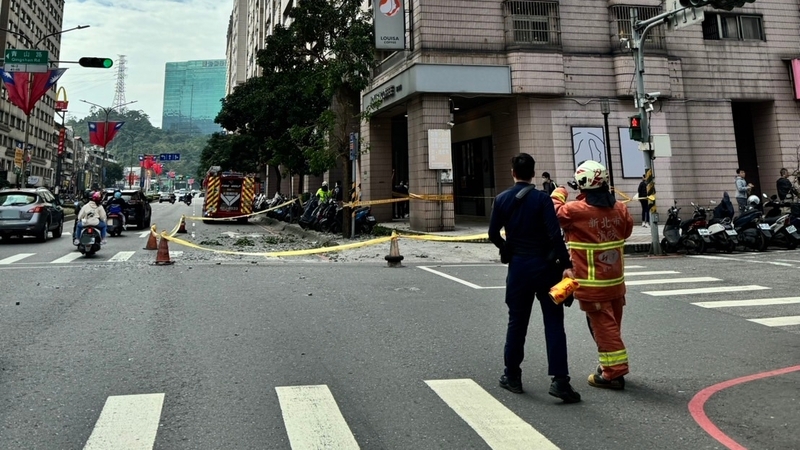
[691,202,696,206]
[709,200,717,204]
[762,193,768,198]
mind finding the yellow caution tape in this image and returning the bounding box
[400,232,490,242]
[160,232,393,257]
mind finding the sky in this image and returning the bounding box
[59,0,231,128]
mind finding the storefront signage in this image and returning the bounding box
[373,0,405,50]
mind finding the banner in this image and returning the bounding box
[373,0,405,50]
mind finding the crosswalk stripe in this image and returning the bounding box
[425,379,559,450]
[108,251,136,262]
[51,253,83,264]
[0,253,35,265]
[83,393,164,450]
[139,231,151,238]
[748,316,800,327]
[275,385,359,450]
[626,271,680,276]
[643,285,770,296]
[626,277,720,286]
[624,265,645,269]
[693,297,800,308]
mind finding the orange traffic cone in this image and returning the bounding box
[384,232,404,268]
[153,234,175,265]
[144,225,158,250]
[177,215,188,234]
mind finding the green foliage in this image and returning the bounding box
[104,163,124,186]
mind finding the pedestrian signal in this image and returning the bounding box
[629,114,643,142]
[78,57,113,69]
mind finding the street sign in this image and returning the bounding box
[159,153,181,161]
[3,49,49,73]
[14,149,23,168]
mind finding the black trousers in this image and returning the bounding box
[640,199,650,222]
[504,255,568,379]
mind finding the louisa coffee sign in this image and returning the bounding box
[373,0,405,51]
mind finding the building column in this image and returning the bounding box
[360,114,392,220]
[407,94,454,232]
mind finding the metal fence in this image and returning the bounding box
[503,0,561,48]
[611,5,665,51]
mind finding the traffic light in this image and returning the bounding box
[679,0,755,10]
[629,114,643,142]
[78,57,113,69]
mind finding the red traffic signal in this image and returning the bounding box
[629,114,643,142]
[630,115,641,129]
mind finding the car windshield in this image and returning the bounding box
[0,193,37,206]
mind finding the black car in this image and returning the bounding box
[102,189,152,229]
[0,187,65,242]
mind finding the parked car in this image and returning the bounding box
[102,189,152,229]
[0,187,65,242]
[159,191,176,203]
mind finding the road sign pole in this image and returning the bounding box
[19,73,32,188]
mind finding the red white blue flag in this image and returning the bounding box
[0,68,67,116]
[88,121,125,147]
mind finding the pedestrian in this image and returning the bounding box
[541,172,556,195]
[488,153,581,403]
[735,168,754,213]
[638,174,649,227]
[776,168,794,202]
[333,181,343,202]
[397,180,409,218]
[551,160,634,390]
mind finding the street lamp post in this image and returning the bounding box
[79,99,137,188]
[600,98,615,189]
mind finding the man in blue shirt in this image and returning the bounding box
[488,153,581,403]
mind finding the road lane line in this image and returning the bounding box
[0,253,35,265]
[748,315,800,327]
[624,265,645,269]
[108,251,135,262]
[51,253,83,264]
[626,277,720,286]
[643,285,770,296]
[138,231,151,238]
[425,379,559,450]
[693,297,800,308]
[83,393,164,450]
[275,385,359,450]
[689,255,796,267]
[625,271,680,276]
[418,266,483,289]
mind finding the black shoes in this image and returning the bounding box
[588,372,626,390]
[499,375,524,394]
[548,376,582,403]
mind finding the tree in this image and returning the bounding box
[103,162,124,186]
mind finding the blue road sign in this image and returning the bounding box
[159,153,181,161]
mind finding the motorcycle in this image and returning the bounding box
[105,204,125,237]
[762,194,800,250]
[184,195,192,206]
[706,199,738,253]
[76,225,102,256]
[354,205,377,235]
[661,200,706,254]
[733,201,771,252]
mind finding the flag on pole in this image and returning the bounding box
[88,121,125,147]
[0,68,67,116]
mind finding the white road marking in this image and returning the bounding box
[51,253,83,264]
[108,251,136,262]
[275,385,359,450]
[643,285,770,296]
[0,253,35,265]
[425,379,560,450]
[625,271,681,276]
[748,316,800,327]
[170,251,183,258]
[776,259,800,263]
[688,255,796,267]
[626,277,720,286]
[624,265,646,269]
[693,297,800,308]
[83,393,164,450]
[418,266,483,289]
[138,231,151,238]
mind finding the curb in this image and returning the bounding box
[624,243,652,254]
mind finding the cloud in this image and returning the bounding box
[60,0,230,128]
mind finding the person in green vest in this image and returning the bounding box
[316,181,331,203]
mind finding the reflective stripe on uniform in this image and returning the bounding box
[598,349,628,367]
[551,192,567,203]
[569,239,626,287]
[576,276,626,287]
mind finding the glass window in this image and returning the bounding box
[703,13,764,41]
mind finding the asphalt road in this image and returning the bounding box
[0,203,798,449]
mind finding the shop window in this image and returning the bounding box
[610,5,665,51]
[503,0,561,48]
[702,13,764,41]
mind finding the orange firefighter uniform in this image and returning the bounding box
[551,186,634,381]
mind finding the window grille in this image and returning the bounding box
[702,13,764,41]
[503,0,561,48]
[610,5,665,51]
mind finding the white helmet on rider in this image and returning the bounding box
[747,195,760,206]
[574,160,609,190]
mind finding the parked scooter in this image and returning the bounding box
[733,195,771,252]
[706,197,738,253]
[762,194,800,250]
[661,200,706,254]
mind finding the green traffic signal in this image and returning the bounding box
[78,57,113,69]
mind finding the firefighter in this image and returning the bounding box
[551,160,634,390]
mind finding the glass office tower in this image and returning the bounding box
[162,60,227,135]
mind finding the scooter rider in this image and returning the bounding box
[107,190,128,228]
[74,191,108,245]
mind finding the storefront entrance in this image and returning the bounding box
[453,136,494,216]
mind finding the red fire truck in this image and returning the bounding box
[201,166,260,224]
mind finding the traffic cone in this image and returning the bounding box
[153,233,175,265]
[144,225,158,250]
[177,215,188,234]
[384,231,404,268]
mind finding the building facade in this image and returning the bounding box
[225,0,248,95]
[0,0,66,188]
[162,59,227,135]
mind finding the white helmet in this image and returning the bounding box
[747,195,760,205]
[574,160,609,190]
[322,181,328,187]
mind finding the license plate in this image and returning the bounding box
[367,216,376,222]
[697,228,710,236]
[725,229,738,236]
[787,225,797,234]
[0,210,19,219]
[759,223,771,230]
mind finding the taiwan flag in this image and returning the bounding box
[88,121,125,147]
[0,68,68,116]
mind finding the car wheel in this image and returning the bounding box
[52,219,63,238]
[159,200,163,203]
[145,214,151,227]
[37,219,50,242]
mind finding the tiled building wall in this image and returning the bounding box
[360,115,393,220]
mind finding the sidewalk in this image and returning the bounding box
[381,215,657,254]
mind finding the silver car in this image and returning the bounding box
[0,188,65,242]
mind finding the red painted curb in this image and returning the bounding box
[688,364,800,450]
